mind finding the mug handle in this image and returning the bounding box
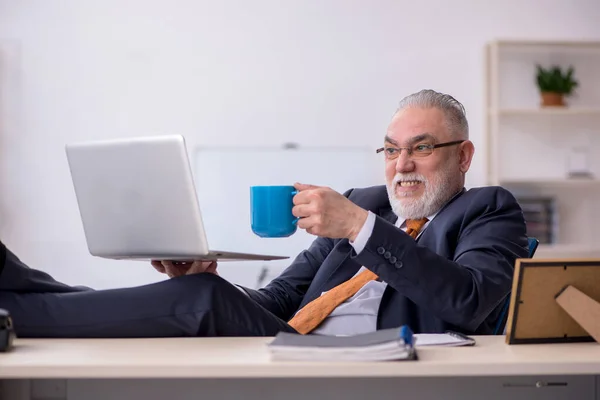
[291,190,300,224]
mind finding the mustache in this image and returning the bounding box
[392,173,428,186]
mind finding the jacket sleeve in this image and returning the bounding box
[241,235,335,320]
[0,241,6,282]
[240,188,357,320]
[352,188,528,332]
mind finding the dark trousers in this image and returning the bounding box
[0,247,296,338]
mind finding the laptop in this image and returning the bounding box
[65,135,288,262]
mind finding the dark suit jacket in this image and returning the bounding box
[246,185,529,335]
[0,241,5,280]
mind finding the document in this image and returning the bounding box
[414,331,476,347]
[267,326,418,362]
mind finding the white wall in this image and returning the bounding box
[0,0,599,289]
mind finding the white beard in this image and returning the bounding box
[386,169,459,220]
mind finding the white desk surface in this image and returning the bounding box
[1,336,599,379]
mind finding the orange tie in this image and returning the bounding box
[288,218,428,334]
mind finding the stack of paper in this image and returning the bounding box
[267,326,417,362]
[414,332,476,347]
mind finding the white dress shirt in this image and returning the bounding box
[311,211,434,336]
[238,210,436,335]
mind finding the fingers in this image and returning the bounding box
[151,260,165,273]
[292,185,328,222]
[293,184,328,206]
[205,262,219,275]
[296,215,320,232]
[154,260,218,278]
[292,204,313,218]
[294,182,320,191]
[187,261,217,275]
[160,261,191,278]
[153,260,187,277]
[186,262,203,275]
[188,261,217,274]
[163,263,187,278]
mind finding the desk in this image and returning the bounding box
[1,336,599,400]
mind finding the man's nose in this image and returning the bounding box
[395,151,415,173]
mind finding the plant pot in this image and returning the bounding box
[540,92,565,107]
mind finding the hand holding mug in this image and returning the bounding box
[292,183,368,241]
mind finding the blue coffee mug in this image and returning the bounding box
[250,185,299,238]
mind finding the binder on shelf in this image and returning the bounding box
[516,196,556,244]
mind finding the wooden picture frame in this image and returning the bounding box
[505,258,600,344]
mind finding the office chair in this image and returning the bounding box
[492,237,539,335]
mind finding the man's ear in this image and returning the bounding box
[458,140,475,173]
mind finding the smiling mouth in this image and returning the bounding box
[397,180,422,187]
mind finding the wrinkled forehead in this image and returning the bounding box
[385,107,451,145]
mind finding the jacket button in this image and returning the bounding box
[377,247,385,255]
[384,251,391,259]
[395,261,403,269]
[389,256,397,264]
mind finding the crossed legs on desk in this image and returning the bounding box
[0,250,296,338]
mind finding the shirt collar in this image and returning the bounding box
[396,212,437,229]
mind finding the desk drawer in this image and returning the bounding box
[494,375,595,400]
[66,376,597,400]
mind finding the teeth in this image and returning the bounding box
[398,181,421,187]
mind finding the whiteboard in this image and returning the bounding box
[192,145,382,288]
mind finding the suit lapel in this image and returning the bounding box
[301,203,399,305]
[298,241,357,308]
[377,206,398,225]
[412,187,466,243]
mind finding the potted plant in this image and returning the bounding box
[535,64,578,107]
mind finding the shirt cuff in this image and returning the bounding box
[349,211,376,254]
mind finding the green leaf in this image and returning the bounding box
[534,64,578,95]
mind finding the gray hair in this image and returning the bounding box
[396,89,469,139]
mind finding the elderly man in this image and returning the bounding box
[0,89,528,338]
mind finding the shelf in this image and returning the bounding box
[491,40,600,55]
[499,178,600,187]
[491,107,600,116]
[492,39,600,48]
[487,38,600,262]
[535,244,600,258]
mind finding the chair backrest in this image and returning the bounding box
[492,237,539,335]
[527,237,539,258]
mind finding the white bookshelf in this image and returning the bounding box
[536,244,600,259]
[486,39,600,258]
[499,179,600,187]
[493,107,600,116]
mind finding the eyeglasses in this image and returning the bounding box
[376,140,465,160]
